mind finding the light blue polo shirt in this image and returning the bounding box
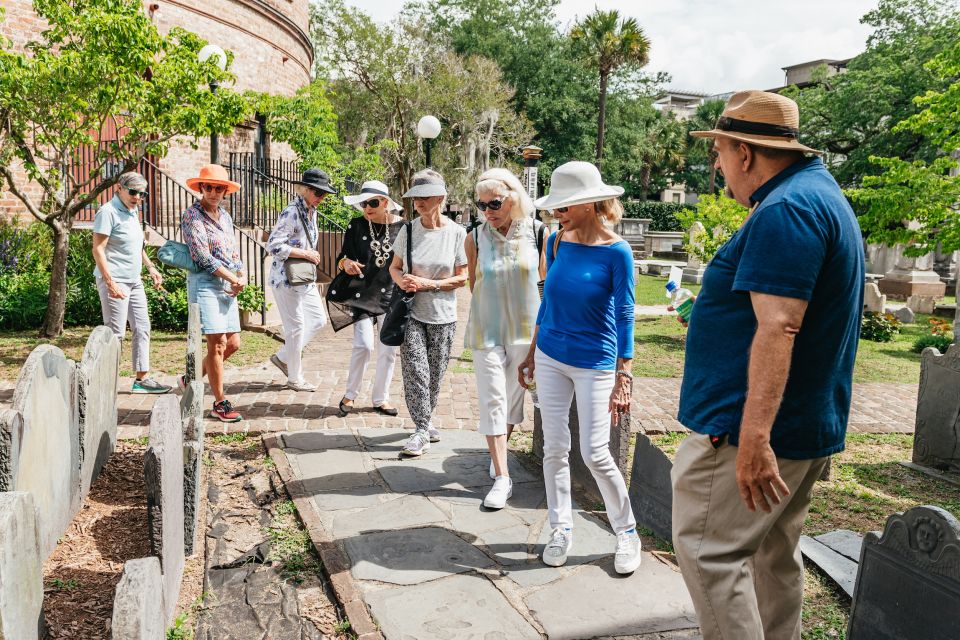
[92,194,144,283]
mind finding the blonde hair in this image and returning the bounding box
[475,168,533,221]
[294,184,316,199]
[594,198,624,225]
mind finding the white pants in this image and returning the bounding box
[272,283,327,384]
[535,347,636,534]
[474,344,530,436]
[344,316,398,406]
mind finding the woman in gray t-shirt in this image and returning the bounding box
[389,170,468,456]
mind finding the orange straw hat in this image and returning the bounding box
[185,164,241,194]
[690,90,822,155]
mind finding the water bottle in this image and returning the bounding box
[522,367,539,408]
[665,280,694,323]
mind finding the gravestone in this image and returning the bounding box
[906,294,936,314]
[0,409,24,491]
[681,221,707,284]
[144,395,185,624]
[863,283,886,313]
[533,388,631,505]
[111,557,165,640]
[627,433,673,540]
[847,505,960,640]
[78,326,120,498]
[0,492,43,640]
[183,416,205,556]
[185,303,201,385]
[180,380,203,422]
[910,345,960,474]
[894,306,915,324]
[10,344,80,558]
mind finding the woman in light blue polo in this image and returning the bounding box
[91,171,171,394]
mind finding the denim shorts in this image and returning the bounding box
[187,271,240,335]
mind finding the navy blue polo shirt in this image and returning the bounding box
[677,157,865,459]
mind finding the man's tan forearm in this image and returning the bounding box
[740,327,795,442]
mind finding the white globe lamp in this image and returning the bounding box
[417,116,441,167]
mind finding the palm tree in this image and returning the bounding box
[686,99,727,194]
[637,116,687,199]
[571,10,650,169]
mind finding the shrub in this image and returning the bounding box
[0,271,51,329]
[675,194,749,264]
[236,283,268,314]
[621,201,691,231]
[64,231,103,326]
[861,311,902,342]
[911,333,953,353]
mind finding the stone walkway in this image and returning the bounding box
[269,428,701,640]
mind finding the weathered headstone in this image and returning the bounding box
[894,306,915,324]
[185,303,201,385]
[183,416,205,556]
[627,433,673,540]
[78,326,120,498]
[910,344,960,474]
[180,380,203,422]
[682,221,707,284]
[111,557,165,640]
[10,345,80,558]
[906,294,936,314]
[0,409,24,491]
[847,505,960,640]
[144,395,185,624]
[863,282,886,313]
[0,492,43,640]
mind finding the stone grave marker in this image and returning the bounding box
[847,505,960,640]
[185,303,201,385]
[111,557,165,640]
[894,306,915,324]
[906,294,936,314]
[0,492,43,640]
[180,380,203,422]
[682,221,707,284]
[10,344,80,558]
[78,326,120,498]
[183,415,204,556]
[145,395,185,624]
[0,409,24,491]
[908,344,960,475]
[627,433,673,540]
[863,282,886,313]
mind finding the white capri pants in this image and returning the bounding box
[535,347,636,534]
[474,344,530,436]
[344,316,398,407]
[272,283,328,384]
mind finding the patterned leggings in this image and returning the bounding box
[400,319,457,431]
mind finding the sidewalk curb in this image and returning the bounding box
[263,433,384,640]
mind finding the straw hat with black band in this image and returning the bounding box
[690,90,822,155]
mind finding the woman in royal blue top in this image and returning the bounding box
[519,161,642,575]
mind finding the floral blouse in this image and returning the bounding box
[180,201,243,275]
[267,195,319,289]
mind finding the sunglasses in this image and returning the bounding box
[201,184,227,194]
[125,188,148,198]
[475,199,505,211]
[361,198,382,208]
[555,206,570,213]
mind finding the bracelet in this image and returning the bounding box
[616,370,633,380]
[338,257,347,271]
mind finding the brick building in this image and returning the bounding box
[0,0,313,218]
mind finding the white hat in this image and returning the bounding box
[343,180,402,212]
[533,161,624,210]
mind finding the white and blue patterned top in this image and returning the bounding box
[267,195,319,289]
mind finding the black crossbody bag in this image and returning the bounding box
[379,222,414,346]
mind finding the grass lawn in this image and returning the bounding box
[635,274,702,306]
[0,326,279,382]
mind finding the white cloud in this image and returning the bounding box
[342,0,878,93]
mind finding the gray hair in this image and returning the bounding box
[475,168,534,220]
[117,171,147,191]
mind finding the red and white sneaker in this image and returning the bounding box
[210,399,242,423]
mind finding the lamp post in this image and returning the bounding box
[417,115,441,168]
[521,145,543,206]
[198,44,227,164]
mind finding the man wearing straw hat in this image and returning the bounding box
[672,91,864,640]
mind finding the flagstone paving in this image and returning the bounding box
[273,427,702,639]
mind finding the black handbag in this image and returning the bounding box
[379,222,414,346]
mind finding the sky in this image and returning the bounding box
[341,0,879,94]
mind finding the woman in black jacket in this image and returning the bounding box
[328,180,405,416]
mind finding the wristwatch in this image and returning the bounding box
[433,282,441,293]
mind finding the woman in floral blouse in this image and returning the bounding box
[181,164,245,423]
[266,168,337,391]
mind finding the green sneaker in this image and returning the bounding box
[132,378,172,394]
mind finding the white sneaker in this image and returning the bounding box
[401,431,431,456]
[614,529,642,574]
[542,528,573,567]
[489,459,496,479]
[286,380,317,392]
[483,477,513,509]
[427,427,441,443]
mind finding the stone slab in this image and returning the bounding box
[502,561,566,588]
[111,557,165,640]
[185,303,201,385]
[815,529,865,563]
[144,395,185,624]
[332,494,447,537]
[375,453,537,493]
[899,461,960,487]
[11,344,80,558]
[183,438,203,557]
[179,380,203,422]
[309,485,391,513]
[424,480,548,525]
[0,492,43,640]
[448,501,526,538]
[281,430,360,451]
[77,326,120,499]
[628,433,674,541]
[536,509,617,567]
[357,428,487,455]
[476,523,533,566]
[0,409,24,491]
[365,573,540,639]
[285,447,377,493]
[344,527,494,585]
[526,556,699,640]
[799,535,858,597]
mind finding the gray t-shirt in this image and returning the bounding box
[392,218,467,324]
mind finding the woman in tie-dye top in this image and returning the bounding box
[464,168,546,510]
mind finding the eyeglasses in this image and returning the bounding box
[201,184,227,194]
[555,206,570,213]
[361,198,382,208]
[475,199,505,211]
[125,188,148,198]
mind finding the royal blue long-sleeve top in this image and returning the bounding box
[535,234,635,370]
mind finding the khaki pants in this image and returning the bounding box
[671,434,829,640]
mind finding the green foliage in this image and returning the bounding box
[861,311,902,342]
[677,100,727,195]
[235,283,267,314]
[675,194,749,263]
[166,612,194,640]
[621,201,690,231]
[911,317,954,352]
[603,99,687,199]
